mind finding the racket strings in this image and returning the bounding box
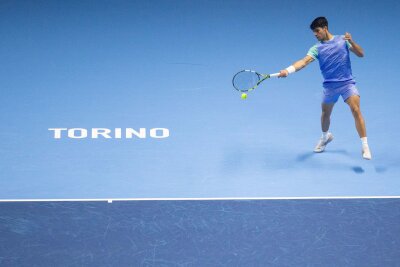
[232,71,261,92]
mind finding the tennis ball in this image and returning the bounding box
[241,93,247,99]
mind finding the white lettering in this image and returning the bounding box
[49,128,169,139]
[115,128,122,139]
[68,128,88,139]
[126,128,146,139]
[92,128,112,139]
[48,128,67,139]
[150,128,170,138]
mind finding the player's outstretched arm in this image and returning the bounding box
[278,55,314,78]
[344,32,364,57]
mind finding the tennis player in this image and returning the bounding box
[278,17,371,160]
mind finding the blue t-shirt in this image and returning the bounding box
[307,35,355,88]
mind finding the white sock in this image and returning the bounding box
[322,131,329,140]
[361,137,368,147]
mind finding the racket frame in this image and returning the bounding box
[232,69,279,93]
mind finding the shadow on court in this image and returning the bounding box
[296,150,366,174]
[295,150,393,175]
[351,166,365,174]
[375,166,388,173]
[222,147,393,176]
[296,149,350,162]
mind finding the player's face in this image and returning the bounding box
[313,27,328,41]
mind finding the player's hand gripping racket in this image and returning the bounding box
[232,70,280,99]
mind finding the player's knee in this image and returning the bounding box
[321,110,331,118]
[350,105,361,115]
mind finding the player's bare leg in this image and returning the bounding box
[345,95,371,159]
[321,103,335,132]
[314,103,335,152]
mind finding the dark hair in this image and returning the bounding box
[310,17,328,30]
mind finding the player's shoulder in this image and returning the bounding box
[311,42,322,51]
[307,44,319,59]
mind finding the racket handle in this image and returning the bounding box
[269,73,280,78]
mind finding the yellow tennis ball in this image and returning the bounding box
[241,93,247,99]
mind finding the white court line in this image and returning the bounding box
[0,196,400,203]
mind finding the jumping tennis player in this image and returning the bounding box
[278,17,371,160]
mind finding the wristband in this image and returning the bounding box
[285,65,296,74]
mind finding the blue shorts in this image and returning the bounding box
[322,82,360,104]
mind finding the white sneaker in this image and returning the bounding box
[314,133,334,153]
[362,146,372,160]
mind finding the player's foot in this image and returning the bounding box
[314,133,334,153]
[362,146,372,160]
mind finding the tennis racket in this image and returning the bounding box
[232,70,280,93]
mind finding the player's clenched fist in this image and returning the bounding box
[278,69,289,78]
[343,32,353,43]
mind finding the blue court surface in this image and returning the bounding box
[1,199,400,266]
[1,0,400,265]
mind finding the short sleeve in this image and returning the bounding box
[346,40,352,48]
[307,44,318,59]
